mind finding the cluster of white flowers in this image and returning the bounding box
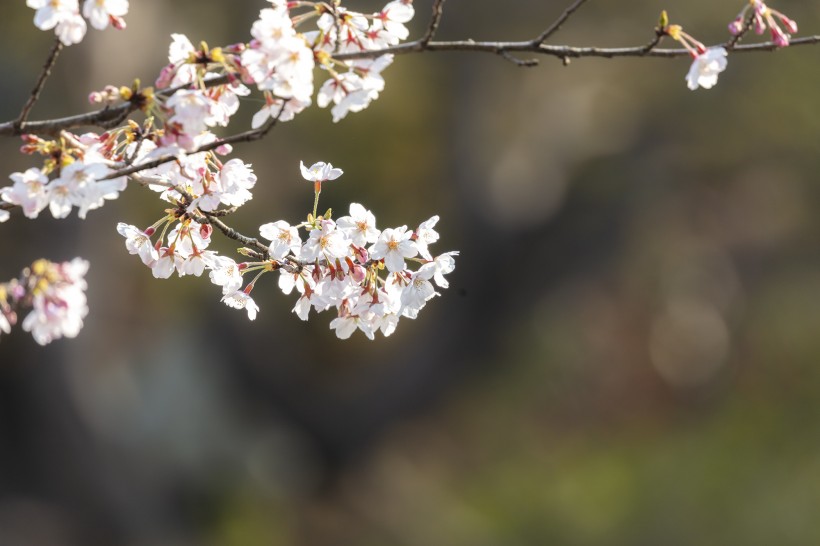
[27,0,128,45]
[117,161,457,340]
[153,0,413,141]
[1,135,127,219]
[0,259,90,345]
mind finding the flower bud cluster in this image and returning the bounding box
[0,258,90,345]
[27,0,128,46]
[729,0,797,47]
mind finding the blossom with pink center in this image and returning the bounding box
[27,0,86,44]
[259,220,302,260]
[82,0,129,30]
[301,220,350,261]
[1,168,50,219]
[208,256,244,294]
[21,258,89,345]
[300,161,343,183]
[222,289,259,320]
[336,203,380,247]
[686,47,728,90]
[370,226,418,272]
[116,223,158,266]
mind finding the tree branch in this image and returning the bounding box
[420,0,446,46]
[725,12,756,51]
[13,38,64,132]
[0,74,233,138]
[101,101,285,182]
[332,34,820,62]
[533,0,590,45]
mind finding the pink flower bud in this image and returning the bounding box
[728,17,744,35]
[770,26,790,47]
[779,16,797,34]
[754,13,766,34]
[110,15,126,30]
[223,42,246,54]
[88,91,103,104]
[155,64,176,89]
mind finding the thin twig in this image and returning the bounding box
[14,38,64,131]
[421,0,447,46]
[0,74,232,137]
[499,50,539,67]
[3,32,820,138]
[101,101,286,181]
[533,0,590,45]
[638,30,665,55]
[724,12,756,51]
[201,213,270,256]
[333,34,820,62]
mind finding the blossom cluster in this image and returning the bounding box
[665,1,798,91]
[27,0,128,45]
[153,0,413,148]
[1,133,127,220]
[6,1,417,223]
[729,0,797,47]
[117,161,457,340]
[0,258,90,345]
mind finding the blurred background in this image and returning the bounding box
[1,0,820,544]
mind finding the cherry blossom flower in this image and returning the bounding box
[55,12,87,45]
[336,203,380,247]
[208,256,244,294]
[259,220,302,260]
[686,47,728,90]
[414,215,440,260]
[218,159,257,207]
[399,263,438,318]
[372,0,415,45]
[152,246,180,279]
[48,160,125,219]
[1,168,50,219]
[27,0,86,45]
[222,289,259,320]
[82,0,129,30]
[116,223,158,266]
[21,258,89,345]
[432,251,459,289]
[301,220,349,261]
[300,161,343,183]
[166,89,218,138]
[370,226,418,272]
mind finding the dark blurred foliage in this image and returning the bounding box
[1,1,820,544]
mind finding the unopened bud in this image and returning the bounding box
[780,15,797,34]
[110,15,126,30]
[770,26,790,47]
